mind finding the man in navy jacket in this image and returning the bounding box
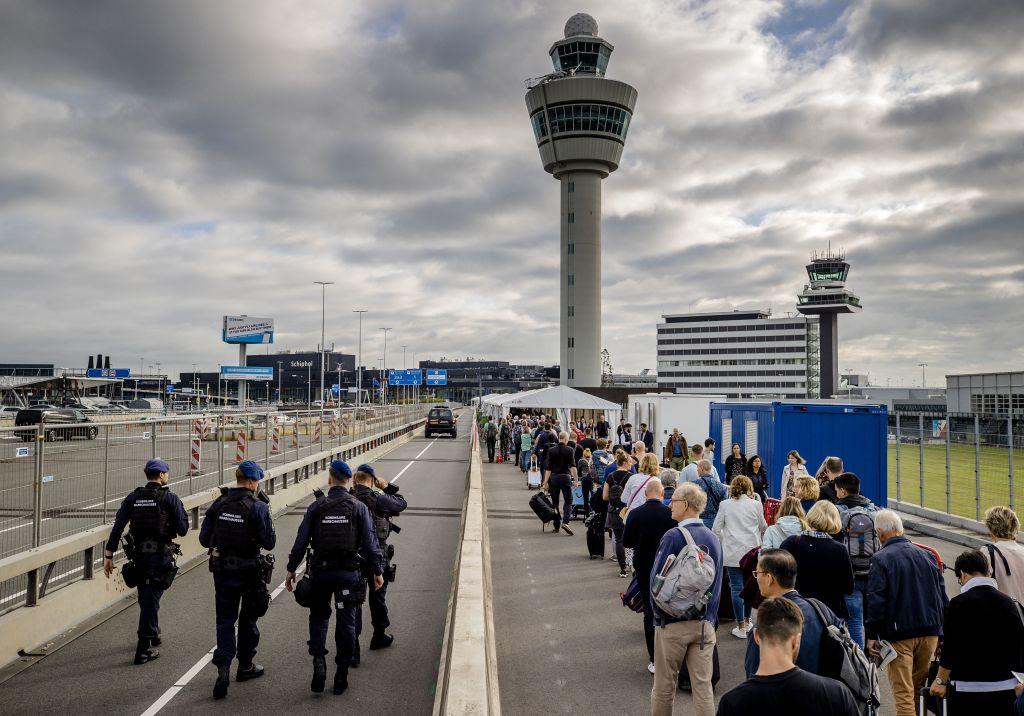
[649,482,723,716]
[865,509,947,716]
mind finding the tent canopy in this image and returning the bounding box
[480,385,621,426]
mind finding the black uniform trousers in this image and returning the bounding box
[308,569,362,667]
[212,571,263,667]
[137,554,173,639]
[485,437,496,462]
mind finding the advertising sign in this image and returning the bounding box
[426,369,448,386]
[388,369,422,386]
[220,366,274,381]
[222,316,275,344]
[87,368,130,379]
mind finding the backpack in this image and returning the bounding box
[486,423,497,439]
[607,471,628,509]
[806,598,880,709]
[651,526,717,620]
[698,476,723,513]
[842,507,879,577]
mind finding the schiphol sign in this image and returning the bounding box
[388,369,423,386]
[426,369,448,386]
[222,315,275,345]
[220,365,274,381]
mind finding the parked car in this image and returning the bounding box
[15,408,99,442]
[425,406,457,439]
[0,406,20,419]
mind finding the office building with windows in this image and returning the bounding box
[946,371,1024,414]
[656,310,819,399]
[525,13,637,387]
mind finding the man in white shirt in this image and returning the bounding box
[681,444,719,483]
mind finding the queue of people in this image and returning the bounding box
[499,414,1024,715]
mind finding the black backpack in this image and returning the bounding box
[607,471,628,509]
[807,598,880,709]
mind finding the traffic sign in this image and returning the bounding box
[15,447,29,458]
[331,384,341,394]
[166,385,176,393]
[388,369,422,386]
[87,368,130,379]
[426,369,447,386]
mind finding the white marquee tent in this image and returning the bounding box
[478,385,621,427]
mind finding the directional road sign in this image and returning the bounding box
[87,368,130,378]
[388,369,422,386]
[425,369,447,386]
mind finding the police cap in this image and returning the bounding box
[356,463,375,478]
[329,460,352,479]
[144,458,170,475]
[237,460,264,481]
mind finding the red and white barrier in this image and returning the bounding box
[271,423,281,454]
[236,429,247,463]
[313,419,321,444]
[291,423,299,449]
[328,416,338,439]
[189,421,202,476]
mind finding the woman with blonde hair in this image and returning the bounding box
[794,475,820,514]
[780,501,854,619]
[713,475,767,638]
[984,505,1024,601]
[760,497,807,551]
[780,450,810,498]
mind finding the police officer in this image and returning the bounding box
[351,462,407,665]
[103,458,188,664]
[199,460,276,699]
[285,460,383,696]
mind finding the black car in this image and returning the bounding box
[425,406,456,438]
[15,408,99,442]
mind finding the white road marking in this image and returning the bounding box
[140,564,306,716]
[390,438,436,484]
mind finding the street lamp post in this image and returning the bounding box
[918,362,928,389]
[353,310,367,410]
[277,361,283,405]
[314,281,334,411]
[307,364,312,411]
[191,363,198,408]
[380,327,391,407]
[401,345,407,405]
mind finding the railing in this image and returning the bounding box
[0,404,429,612]
[888,411,1022,521]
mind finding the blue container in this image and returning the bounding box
[708,402,888,506]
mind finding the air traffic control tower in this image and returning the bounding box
[796,250,862,398]
[525,14,637,387]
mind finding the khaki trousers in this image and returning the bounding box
[651,620,716,716]
[887,635,938,716]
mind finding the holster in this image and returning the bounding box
[248,584,271,618]
[337,581,366,608]
[384,562,397,584]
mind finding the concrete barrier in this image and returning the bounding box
[433,419,500,715]
[0,418,425,670]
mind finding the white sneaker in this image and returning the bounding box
[730,626,748,639]
[647,662,655,675]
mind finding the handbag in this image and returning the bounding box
[620,575,644,613]
[620,475,656,521]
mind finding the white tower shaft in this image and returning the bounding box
[561,171,602,386]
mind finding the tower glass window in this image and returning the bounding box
[530,104,632,142]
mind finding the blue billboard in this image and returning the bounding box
[425,369,447,386]
[388,369,422,386]
[222,315,275,344]
[87,368,130,379]
[220,365,274,381]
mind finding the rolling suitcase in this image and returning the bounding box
[584,512,604,559]
[529,491,558,530]
[571,483,586,518]
[527,456,542,489]
[918,686,945,716]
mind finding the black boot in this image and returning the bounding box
[213,665,230,699]
[151,636,162,647]
[332,668,349,695]
[236,663,265,682]
[369,632,394,650]
[134,638,160,665]
[311,656,327,693]
[350,640,360,668]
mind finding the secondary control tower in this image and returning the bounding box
[796,249,862,398]
[525,13,638,386]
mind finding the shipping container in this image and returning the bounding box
[708,401,888,506]
[627,393,726,460]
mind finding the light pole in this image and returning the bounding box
[277,361,283,405]
[353,310,367,410]
[401,345,407,405]
[314,281,334,410]
[191,363,198,408]
[377,359,384,405]
[380,327,391,407]
[918,363,928,389]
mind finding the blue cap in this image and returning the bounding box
[329,460,352,479]
[144,458,170,474]
[356,463,375,478]
[237,460,264,481]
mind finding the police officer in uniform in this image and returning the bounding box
[286,460,383,696]
[351,462,407,665]
[199,460,276,699]
[103,458,188,664]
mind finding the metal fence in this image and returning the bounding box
[888,411,1022,521]
[0,404,429,610]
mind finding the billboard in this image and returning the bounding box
[426,369,448,386]
[220,365,274,381]
[222,316,275,344]
[86,368,130,378]
[389,369,423,386]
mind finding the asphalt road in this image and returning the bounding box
[0,415,470,715]
[484,458,966,716]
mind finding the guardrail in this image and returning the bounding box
[0,404,429,613]
[433,416,500,715]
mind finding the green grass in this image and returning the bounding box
[887,442,1024,521]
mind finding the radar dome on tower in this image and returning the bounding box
[564,13,598,38]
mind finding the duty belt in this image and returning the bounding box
[219,555,259,570]
[136,540,174,555]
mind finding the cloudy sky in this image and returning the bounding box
[1,0,1021,385]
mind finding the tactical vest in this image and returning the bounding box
[310,493,359,562]
[211,492,260,559]
[128,486,173,542]
[356,488,391,544]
